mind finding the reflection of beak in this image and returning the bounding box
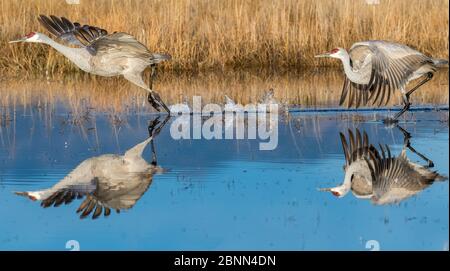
[9,37,26,43]
[14,191,37,201]
[315,52,330,58]
[318,187,342,197]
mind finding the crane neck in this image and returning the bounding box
[336,163,359,196]
[41,36,76,58]
[40,35,91,71]
[338,50,365,84]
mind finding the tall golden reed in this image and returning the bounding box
[0,0,448,74]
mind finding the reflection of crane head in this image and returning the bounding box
[318,183,351,198]
[15,191,42,201]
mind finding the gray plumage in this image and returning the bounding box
[11,15,172,112]
[343,41,436,107]
[366,143,446,205]
[37,15,107,48]
[319,128,447,204]
[340,129,376,198]
[15,136,165,219]
[316,40,448,121]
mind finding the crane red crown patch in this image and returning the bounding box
[25,32,36,38]
[330,48,339,54]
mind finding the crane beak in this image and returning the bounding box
[14,191,37,201]
[318,187,343,197]
[9,37,26,43]
[315,52,331,58]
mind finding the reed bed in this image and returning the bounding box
[0,0,448,75]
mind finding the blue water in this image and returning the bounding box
[0,106,448,251]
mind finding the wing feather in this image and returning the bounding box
[341,41,435,108]
[38,15,109,49]
[367,144,443,204]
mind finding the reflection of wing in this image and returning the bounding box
[40,181,97,208]
[38,178,110,219]
[76,194,113,219]
[40,174,153,219]
[340,129,379,169]
[41,189,113,219]
[38,15,108,48]
[340,129,378,196]
[366,144,444,205]
[95,174,153,210]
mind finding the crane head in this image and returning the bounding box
[14,191,38,201]
[318,170,354,198]
[9,32,42,43]
[315,47,344,59]
[318,187,346,198]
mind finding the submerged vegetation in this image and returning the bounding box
[0,0,448,75]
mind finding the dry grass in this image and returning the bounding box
[0,0,448,74]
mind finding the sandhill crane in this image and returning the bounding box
[15,116,169,219]
[9,15,171,113]
[319,129,375,199]
[316,41,448,123]
[319,127,447,205]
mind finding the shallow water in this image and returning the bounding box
[0,101,448,250]
[1,69,449,112]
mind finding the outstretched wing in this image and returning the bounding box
[361,41,433,107]
[341,41,435,108]
[89,32,152,58]
[339,45,374,108]
[365,41,435,107]
[340,128,379,169]
[39,178,116,220]
[365,144,440,205]
[38,15,108,50]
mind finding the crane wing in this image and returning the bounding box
[39,180,97,208]
[89,32,152,58]
[356,41,434,107]
[38,15,108,50]
[339,45,374,108]
[340,41,435,108]
[340,128,378,169]
[38,177,117,219]
[365,144,440,204]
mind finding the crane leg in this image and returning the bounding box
[147,115,171,165]
[396,124,434,168]
[148,91,170,113]
[406,140,435,168]
[147,64,170,113]
[383,72,433,124]
[406,72,433,97]
[124,72,169,113]
[383,94,409,124]
[392,94,411,120]
[148,64,157,90]
[147,117,160,165]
